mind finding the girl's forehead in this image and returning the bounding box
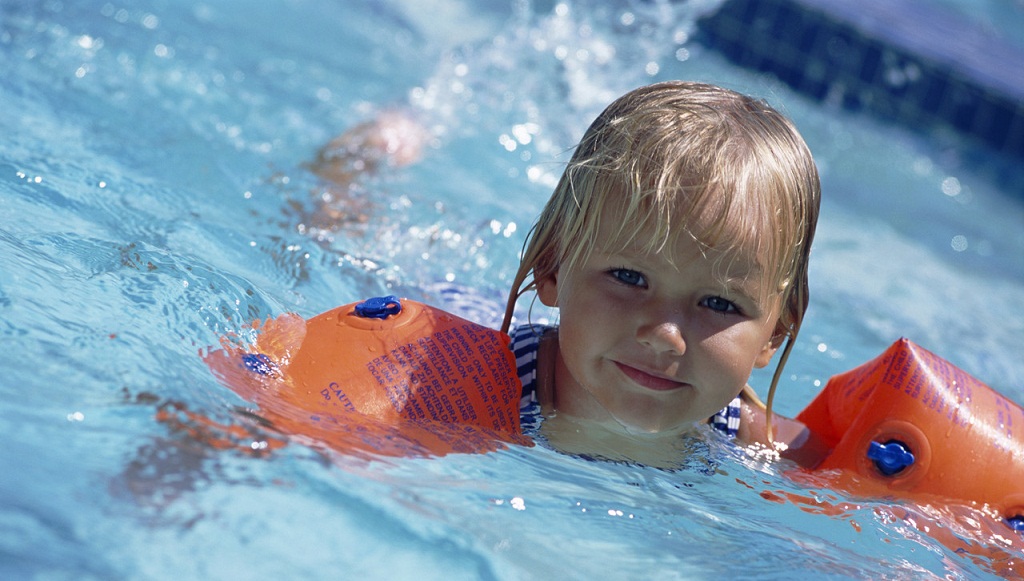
[593,198,769,269]
[596,225,765,280]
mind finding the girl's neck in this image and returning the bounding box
[539,411,702,469]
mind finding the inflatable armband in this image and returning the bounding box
[797,338,1024,526]
[204,296,529,457]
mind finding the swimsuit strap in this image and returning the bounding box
[511,324,550,406]
[510,324,550,434]
[710,397,742,438]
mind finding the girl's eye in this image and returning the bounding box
[701,296,740,314]
[609,268,647,287]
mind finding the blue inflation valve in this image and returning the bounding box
[1006,516,1024,532]
[242,352,277,376]
[867,440,915,476]
[354,295,402,319]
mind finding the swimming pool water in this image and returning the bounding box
[2,1,1022,579]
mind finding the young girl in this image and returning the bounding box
[496,81,824,467]
[310,81,826,467]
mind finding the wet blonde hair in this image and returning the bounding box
[501,81,821,435]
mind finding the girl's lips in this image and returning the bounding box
[614,362,686,391]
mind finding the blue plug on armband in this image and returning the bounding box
[867,440,915,476]
[354,295,402,319]
[242,352,277,376]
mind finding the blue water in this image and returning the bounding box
[2,1,1023,579]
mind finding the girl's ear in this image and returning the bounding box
[754,340,780,369]
[536,272,559,307]
[754,325,786,368]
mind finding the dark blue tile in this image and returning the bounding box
[696,0,1024,168]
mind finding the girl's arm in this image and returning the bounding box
[736,396,830,468]
[300,110,430,232]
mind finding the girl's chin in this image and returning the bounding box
[597,393,706,436]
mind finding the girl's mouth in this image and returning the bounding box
[614,362,687,391]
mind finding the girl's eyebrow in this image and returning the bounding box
[720,278,764,303]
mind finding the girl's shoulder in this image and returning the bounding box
[736,397,829,468]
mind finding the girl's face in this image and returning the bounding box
[537,205,782,435]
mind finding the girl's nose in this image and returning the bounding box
[636,320,687,356]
